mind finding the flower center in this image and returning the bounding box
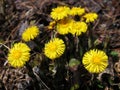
[57,8,64,13]
[13,50,22,59]
[49,44,57,51]
[92,56,100,64]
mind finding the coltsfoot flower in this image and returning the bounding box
[82,49,108,73]
[44,38,65,60]
[83,13,98,23]
[22,25,39,42]
[69,21,88,36]
[8,43,31,68]
[50,6,70,20]
[57,18,75,35]
[48,21,56,30]
[70,7,85,16]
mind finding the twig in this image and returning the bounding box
[0,43,10,50]
[33,71,50,90]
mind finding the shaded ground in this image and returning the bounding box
[0,0,120,90]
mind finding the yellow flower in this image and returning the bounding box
[83,13,98,23]
[8,43,31,68]
[57,18,75,35]
[70,7,85,16]
[22,25,39,42]
[69,21,88,36]
[48,21,56,30]
[44,38,65,60]
[82,49,108,73]
[50,6,70,20]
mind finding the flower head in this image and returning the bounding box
[57,18,75,35]
[50,6,70,20]
[48,21,56,30]
[70,7,85,16]
[44,38,65,60]
[22,25,39,42]
[82,49,108,73]
[8,43,31,68]
[83,13,98,23]
[69,21,88,36]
